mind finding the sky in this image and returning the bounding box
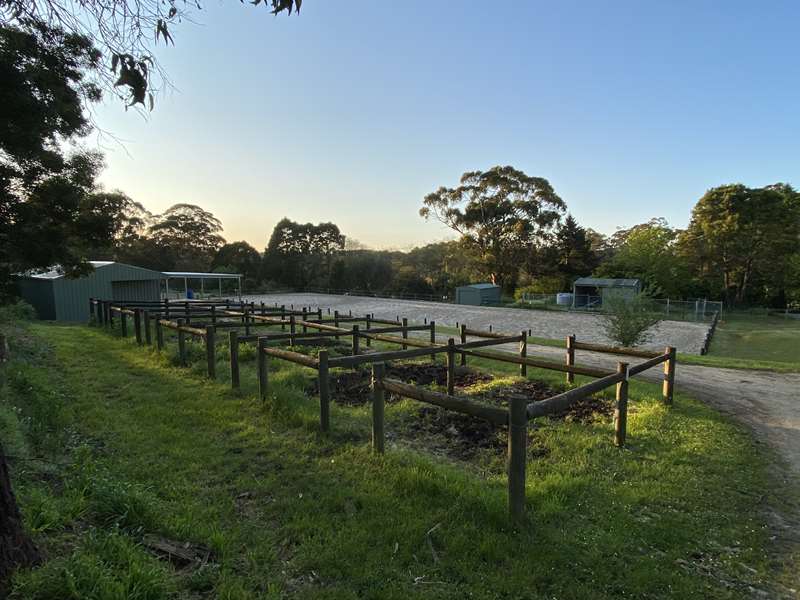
[93,0,800,250]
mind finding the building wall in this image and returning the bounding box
[51,264,163,322]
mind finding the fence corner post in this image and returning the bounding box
[229,330,240,389]
[177,318,186,366]
[155,318,164,351]
[402,317,408,350]
[351,324,360,356]
[134,309,143,345]
[663,346,676,405]
[371,362,385,453]
[205,325,216,380]
[446,338,455,396]
[460,323,467,366]
[258,336,268,401]
[566,334,576,384]
[143,311,152,345]
[615,362,629,447]
[318,350,330,432]
[508,394,527,522]
[519,331,527,377]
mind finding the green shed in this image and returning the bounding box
[17,261,164,322]
[455,283,502,306]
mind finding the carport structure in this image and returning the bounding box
[162,271,242,300]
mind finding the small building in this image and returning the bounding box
[572,277,641,308]
[17,261,165,321]
[455,283,502,306]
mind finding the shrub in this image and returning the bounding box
[601,296,662,348]
[0,299,37,324]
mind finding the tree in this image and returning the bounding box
[678,184,800,305]
[1,0,301,106]
[596,218,690,298]
[527,214,597,288]
[211,241,262,287]
[601,296,662,348]
[0,21,111,287]
[420,166,565,290]
[148,204,225,271]
[264,218,345,287]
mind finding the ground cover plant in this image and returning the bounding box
[0,318,792,598]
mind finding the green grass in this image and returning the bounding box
[706,314,800,365]
[0,320,790,598]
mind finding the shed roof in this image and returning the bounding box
[458,283,500,290]
[573,277,640,288]
[24,261,161,280]
[163,271,241,279]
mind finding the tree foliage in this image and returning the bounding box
[677,184,800,305]
[601,295,662,348]
[147,204,225,271]
[1,0,300,106]
[420,166,565,289]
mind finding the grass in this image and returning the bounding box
[0,319,790,598]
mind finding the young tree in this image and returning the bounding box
[420,166,565,290]
[601,296,662,348]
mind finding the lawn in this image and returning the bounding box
[0,319,787,598]
[706,313,800,365]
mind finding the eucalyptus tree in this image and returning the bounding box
[420,166,565,289]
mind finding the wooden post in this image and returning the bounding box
[211,305,216,326]
[144,311,152,345]
[120,310,128,337]
[164,298,170,320]
[260,301,265,316]
[155,318,164,351]
[205,325,216,379]
[229,331,240,388]
[352,325,360,356]
[89,298,95,323]
[402,317,408,350]
[289,315,296,346]
[508,395,527,521]
[566,334,576,384]
[663,346,676,405]
[184,301,190,325]
[177,319,186,366]
[447,338,455,396]
[429,321,436,363]
[371,363,385,453]
[318,350,330,432]
[334,311,340,340]
[615,362,629,447]
[258,337,268,401]
[281,305,286,331]
[302,308,307,333]
[134,309,142,345]
[244,308,251,336]
[365,314,372,347]
[519,331,527,377]
[460,324,467,366]
[107,302,114,327]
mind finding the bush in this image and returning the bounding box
[601,296,662,348]
[0,299,37,324]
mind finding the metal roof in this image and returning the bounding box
[573,277,640,288]
[458,283,500,289]
[163,272,241,279]
[25,261,147,280]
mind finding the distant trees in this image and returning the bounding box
[677,184,800,305]
[211,242,261,285]
[263,218,345,288]
[147,204,225,271]
[420,166,565,290]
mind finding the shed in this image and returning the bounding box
[572,277,641,308]
[455,283,502,306]
[17,261,164,322]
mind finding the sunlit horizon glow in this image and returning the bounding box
[91,1,798,251]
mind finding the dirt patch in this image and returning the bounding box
[402,379,611,460]
[306,363,492,406]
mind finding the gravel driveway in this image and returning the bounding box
[244,292,712,354]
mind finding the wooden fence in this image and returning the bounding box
[89,298,679,521]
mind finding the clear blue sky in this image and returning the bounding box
[94,0,800,250]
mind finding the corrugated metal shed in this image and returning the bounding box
[455,283,502,306]
[572,277,641,308]
[18,261,163,322]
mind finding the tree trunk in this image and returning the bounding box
[0,441,40,591]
